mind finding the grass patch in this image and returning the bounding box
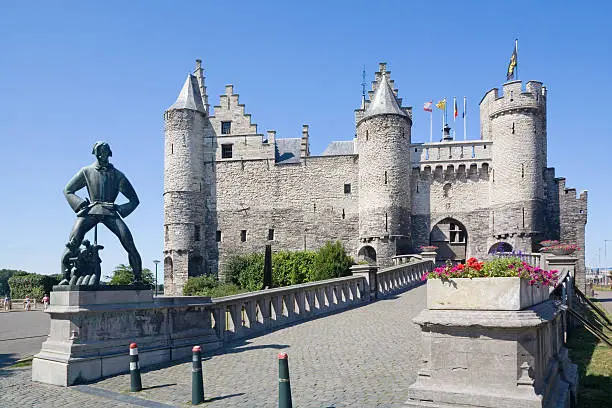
[9,357,33,368]
[593,285,612,292]
[566,306,612,407]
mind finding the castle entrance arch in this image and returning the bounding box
[430,218,467,264]
[357,246,377,264]
[488,242,513,254]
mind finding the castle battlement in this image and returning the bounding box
[480,80,546,120]
[411,140,492,165]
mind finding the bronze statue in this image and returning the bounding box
[60,142,142,285]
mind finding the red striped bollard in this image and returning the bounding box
[192,345,204,404]
[129,342,142,392]
[278,352,293,408]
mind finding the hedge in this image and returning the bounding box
[8,273,60,300]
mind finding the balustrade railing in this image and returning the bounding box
[206,275,368,344]
[376,260,431,296]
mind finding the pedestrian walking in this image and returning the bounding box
[43,294,50,311]
[24,295,31,311]
[3,295,9,311]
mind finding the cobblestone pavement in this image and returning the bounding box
[0,285,426,407]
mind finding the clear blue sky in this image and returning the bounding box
[1,1,610,282]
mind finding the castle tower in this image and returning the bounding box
[163,73,208,296]
[480,80,547,251]
[356,64,412,266]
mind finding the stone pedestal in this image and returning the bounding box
[32,286,219,386]
[350,264,379,301]
[406,300,577,407]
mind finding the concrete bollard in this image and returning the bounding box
[191,345,205,404]
[129,342,142,392]
[278,352,293,408]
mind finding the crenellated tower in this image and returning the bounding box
[355,63,412,266]
[480,80,547,251]
[163,71,211,296]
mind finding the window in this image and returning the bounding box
[384,171,388,184]
[194,225,201,241]
[221,144,233,159]
[221,121,231,135]
[342,209,345,219]
[385,213,388,231]
[216,230,222,242]
[449,223,465,243]
[268,229,275,240]
[240,230,247,242]
[344,183,351,194]
[165,225,169,242]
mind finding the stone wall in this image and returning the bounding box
[214,155,360,278]
[558,178,588,291]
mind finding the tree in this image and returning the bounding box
[310,241,354,281]
[0,269,28,296]
[108,264,154,286]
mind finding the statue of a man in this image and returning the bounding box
[60,142,142,285]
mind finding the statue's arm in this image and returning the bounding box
[64,169,89,213]
[116,174,139,218]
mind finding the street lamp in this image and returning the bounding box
[153,260,160,296]
[605,240,612,272]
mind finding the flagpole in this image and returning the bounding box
[441,100,445,141]
[515,39,519,80]
[463,96,467,141]
[429,110,433,143]
[453,96,456,140]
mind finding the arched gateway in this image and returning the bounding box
[429,218,468,263]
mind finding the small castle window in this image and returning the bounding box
[385,213,388,231]
[268,229,275,240]
[240,230,247,242]
[512,123,515,134]
[165,226,169,242]
[171,143,173,154]
[521,164,525,178]
[443,183,452,198]
[344,183,351,194]
[216,230,222,242]
[414,148,417,152]
[483,145,486,149]
[221,121,231,135]
[366,130,369,141]
[384,171,388,185]
[342,209,345,219]
[194,225,201,241]
[221,144,233,159]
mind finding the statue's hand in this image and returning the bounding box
[76,198,90,212]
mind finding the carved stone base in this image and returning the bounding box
[405,301,577,407]
[32,288,219,386]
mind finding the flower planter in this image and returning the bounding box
[427,277,550,311]
[548,248,577,256]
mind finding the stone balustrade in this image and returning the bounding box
[207,275,368,343]
[376,260,430,296]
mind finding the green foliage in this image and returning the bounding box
[8,273,59,300]
[0,269,28,296]
[479,257,523,277]
[225,241,353,291]
[310,241,354,281]
[183,274,246,297]
[108,264,154,287]
[225,253,265,292]
[272,250,316,287]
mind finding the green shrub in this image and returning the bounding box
[108,264,154,287]
[183,274,220,295]
[310,241,354,281]
[272,250,316,287]
[225,253,265,292]
[8,273,59,300]
[204,283,247,298]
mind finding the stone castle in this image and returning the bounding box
[163,60,587,296]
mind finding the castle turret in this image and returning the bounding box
[356,63,412,266]
[480,80,547,251]
[163,73,208,296]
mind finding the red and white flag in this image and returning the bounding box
[423,101,433,112]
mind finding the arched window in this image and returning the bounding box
[488,242,513,254]
[357,246,377,264]
[430,218,468,263]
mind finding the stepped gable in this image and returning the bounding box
[363,72,406,120]
[167,74,205,113]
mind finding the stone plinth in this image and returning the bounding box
[350,264,379,300]
[406,300,577,407]
[427,277,550,311]
[32,286,219,386]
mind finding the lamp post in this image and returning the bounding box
[605,240,612,272]
[153,260,160,296]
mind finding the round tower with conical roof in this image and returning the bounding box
[480,80,547,251]
[356,64,412,266]
[163,72,209,296]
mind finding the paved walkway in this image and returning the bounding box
[592,290,612,315]
[0,310,50,368]
[0,285,426,407]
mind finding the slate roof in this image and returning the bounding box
[167,75,205,112]
[363,73,406,119]
[322,140,355,156]
[275,138,302,164]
